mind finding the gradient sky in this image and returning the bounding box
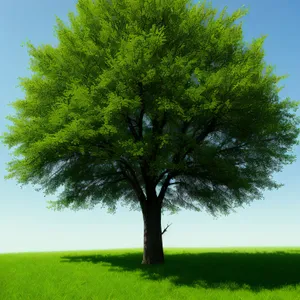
[1,0,300,254]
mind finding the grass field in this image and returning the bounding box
[1,247,300,299]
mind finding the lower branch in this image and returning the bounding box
[161,223,172,235]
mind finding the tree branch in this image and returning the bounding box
[82,176,126,193]
[123,82,145,142]
[161,223,172,235]
[127,116,140,141]
[168,181,182,186]
[217,137,276,154]
[157,173,175,205]
[181,117,217,161]
[154,120,192,201]
[154,169,169,186]
[195,118,218,144]
[117,157,146,203]
[217,142,248,154]
[140,111,168,189]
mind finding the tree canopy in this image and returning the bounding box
[1,0,300,220]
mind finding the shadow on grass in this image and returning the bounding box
[60,249,300,292]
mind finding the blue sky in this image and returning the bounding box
[1,0,299,254]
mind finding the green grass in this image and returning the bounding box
[1,247,300,299]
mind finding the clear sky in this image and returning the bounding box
[0,0,299,254]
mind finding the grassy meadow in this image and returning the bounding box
[0,247,300,299]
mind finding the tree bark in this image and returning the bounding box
[141,198,164,265]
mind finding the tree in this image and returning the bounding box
[1,0,300,265]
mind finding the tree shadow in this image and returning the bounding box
[60,249,300,292]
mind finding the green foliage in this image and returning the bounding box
[1,0,300,217]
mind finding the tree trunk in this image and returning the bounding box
[141,199,164,265]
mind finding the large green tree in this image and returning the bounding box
[1,0,300,264]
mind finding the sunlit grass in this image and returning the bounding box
[1,247,300,299]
